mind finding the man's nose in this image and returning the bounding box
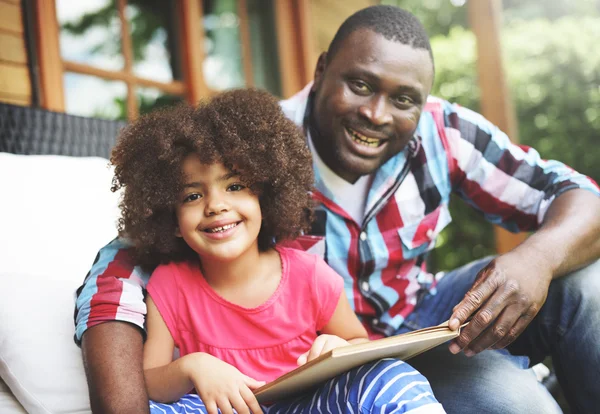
[358,95,393,126]
[204,193,229,216]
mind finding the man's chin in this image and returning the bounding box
[336,157,382,182]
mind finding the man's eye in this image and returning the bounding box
[228,183,246,192]
[349,80,371,94]
[183,193,202,203]
[393,95,414,106]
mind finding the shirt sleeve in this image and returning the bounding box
[443,102,600,232]
[313,256,344,331]
[73,237,150,344]
[146,264,181,344]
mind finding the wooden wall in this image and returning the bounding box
[308,0,377,74]
[0,0,32,106]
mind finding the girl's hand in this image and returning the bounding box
[183,353,265,414]
[296,334,351,366]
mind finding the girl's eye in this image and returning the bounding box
[183,193,202,203]
[349,80,371,95]
[228,183,246,192]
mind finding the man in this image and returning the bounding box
[75,5,600,413]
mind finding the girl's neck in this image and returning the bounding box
[199,245,280,293]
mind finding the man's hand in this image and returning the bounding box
[448,251,552,356]
[184,353,265,414]
[297,334,351,365]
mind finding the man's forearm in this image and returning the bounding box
[82,322,149,414]
[519,189,600,277]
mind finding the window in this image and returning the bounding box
[33,0,313,118]
[56,0,185,120]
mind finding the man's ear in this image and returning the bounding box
[311,52,328,92]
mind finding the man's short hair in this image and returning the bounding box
[327,5,433,66]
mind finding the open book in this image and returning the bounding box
[254,322,463,403]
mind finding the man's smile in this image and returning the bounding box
[345,126,387,148]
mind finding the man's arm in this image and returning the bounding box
[82,322,149,414]
[440,102,600,355]
[74,237,151,413]
[449,189,600,355]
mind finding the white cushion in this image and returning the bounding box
[0,377,26,414]
[0,153,122,413]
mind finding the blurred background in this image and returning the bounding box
[0,0,598,271]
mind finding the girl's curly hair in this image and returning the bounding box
[111,88,315,271]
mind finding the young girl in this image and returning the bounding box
[110,89,445,414]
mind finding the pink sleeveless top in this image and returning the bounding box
[146,247,343,382]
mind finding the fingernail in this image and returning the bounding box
[464,349,474,357]
[449,343,460,354]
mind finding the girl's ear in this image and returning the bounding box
[175,227,182,238]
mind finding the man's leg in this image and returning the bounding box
[508,259,600,413]
[401,257,561,414]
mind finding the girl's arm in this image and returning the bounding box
[143,296,196,402]
[298,290,369,365]
[320,289,369,343]
[144,296,265,413]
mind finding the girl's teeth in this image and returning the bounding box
[207,223,237,233]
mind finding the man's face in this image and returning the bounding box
[311,28,434,183]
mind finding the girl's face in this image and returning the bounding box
[175,155,262,263]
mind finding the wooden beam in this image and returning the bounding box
[63,60,186,94]
[468,0,528,254]
[0,62,31,97]
[0,32,28,64]
[0,1,23,34]
[274,0,313,98]
[237,0,254,87]
[34,0,64,111]
[117,0,137,119]
[179,0,208,104]
[0,92,30,106]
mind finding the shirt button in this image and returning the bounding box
[372,318,379,325]
[360,232,367,241]
[361,281,370,292]
[426,229,434,238]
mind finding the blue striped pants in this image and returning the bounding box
[149,358,445,413]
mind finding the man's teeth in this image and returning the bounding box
[206,223,238,233]
[347,128,381,147]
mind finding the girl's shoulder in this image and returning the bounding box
[149,260,199,289]
[277,245,320,268]
[277,245,341,285]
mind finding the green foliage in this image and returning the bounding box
[381,0,468,37]
[428,17,600,272]
[61,0,174,64]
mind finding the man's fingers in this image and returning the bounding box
[450,281,518,353]
[241,386,264,414]
[492,308,537,350]
[463,305,522,355]
[449,273,498,330]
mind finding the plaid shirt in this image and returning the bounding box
[74,84,600,342]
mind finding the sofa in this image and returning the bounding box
[0,102,126,413]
